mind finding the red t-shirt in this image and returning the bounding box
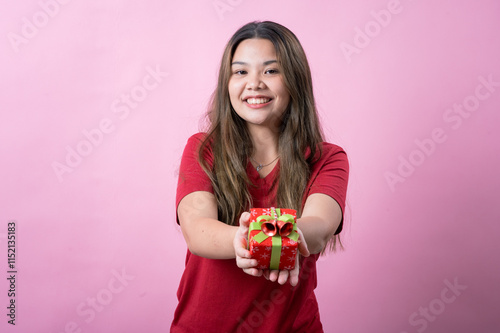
[171,133,349,333]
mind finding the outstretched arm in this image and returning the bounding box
[178,191,238,259]
[298,193,343,254]
[178,190,324,286]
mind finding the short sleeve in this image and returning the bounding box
[175,133,214,215]
[306,143,349,234]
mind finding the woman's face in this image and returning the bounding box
[228,38,290,131]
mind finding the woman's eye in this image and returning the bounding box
[234,70,247,75]
[265,69,279,74]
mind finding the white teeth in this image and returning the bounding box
[246,98,270,105]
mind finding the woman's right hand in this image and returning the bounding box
[233,212,263,277]
[262,226,310,286]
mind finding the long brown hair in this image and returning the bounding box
[199,21,339,248]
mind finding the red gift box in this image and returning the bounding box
[248,207,299,270]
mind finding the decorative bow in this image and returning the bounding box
[258,208,295,237]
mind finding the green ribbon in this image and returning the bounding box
[248,208,299,270]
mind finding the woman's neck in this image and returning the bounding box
[248,125,279,163]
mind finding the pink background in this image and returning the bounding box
[1,0,499,332]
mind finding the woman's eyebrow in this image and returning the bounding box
[231,60,278,66]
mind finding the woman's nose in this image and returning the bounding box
[246,73,264,90]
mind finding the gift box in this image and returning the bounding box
[248,207,299,270]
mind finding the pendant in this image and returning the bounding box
[256,164,263,172]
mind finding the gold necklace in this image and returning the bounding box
[250,155,280,172]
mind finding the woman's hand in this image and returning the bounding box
[262,227,310,286]
[234,212,310,286]
[234,212,263,277]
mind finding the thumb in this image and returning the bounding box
[296,227,310,257]
[239,212,251,228]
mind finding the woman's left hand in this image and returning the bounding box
[262,226,310,286]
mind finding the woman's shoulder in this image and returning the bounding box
[183,132,211,151]
[321,141,346,154]
[305,141,346,163]
[186,132,208,143]
[183,132,214,162]
[319,142,348,162]
[311,141,349,170]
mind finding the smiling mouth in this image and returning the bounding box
[245,97,272,105]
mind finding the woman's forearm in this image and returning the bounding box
[178,191,239,259]
[181,217,238,259]
[297,216,339,254]
[298,193,343,254]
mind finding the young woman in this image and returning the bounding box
[171,21,349,332]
